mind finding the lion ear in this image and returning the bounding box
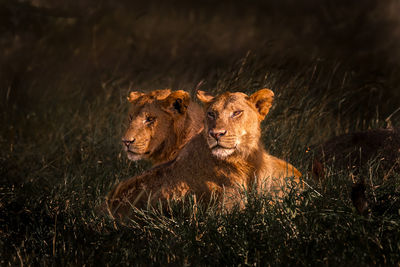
[197,90,214,104]
[249,89,274,119]
[127,91,145,102]
[149,89,172,100]
[161,90,190,115]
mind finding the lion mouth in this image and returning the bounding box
[211,144,236,150]
[206,135,238,158]
[127,150,150,155]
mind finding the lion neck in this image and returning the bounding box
[170,102,204,161]
[221,140,266,170]
[178,102,204,147]
[149,103,203,165]
[148,129,178,164]
[199,133,267,188]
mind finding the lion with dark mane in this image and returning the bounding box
[108,89,301,217]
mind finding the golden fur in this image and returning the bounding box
[108,89,302,217]
[122,89,204,164]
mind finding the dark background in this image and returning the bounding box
[1,0,400,113]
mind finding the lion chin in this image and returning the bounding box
[211,146,235,158]
[126,151,144,161]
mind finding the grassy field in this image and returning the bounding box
[1,0,400,265]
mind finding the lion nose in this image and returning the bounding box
[122,138,135,148]
[209,129,227,140]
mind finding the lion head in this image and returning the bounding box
[197,89,274,159]
[122,89,201,163]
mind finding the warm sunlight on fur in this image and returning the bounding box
[122,89,204,164]
[107,89,302,218]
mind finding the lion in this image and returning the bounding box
[107,89,302,217]
[122,89,204,164]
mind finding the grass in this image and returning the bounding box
[1,0,400,265]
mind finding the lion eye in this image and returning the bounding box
[207,112,216,119]
[145,116,156,124]
[232,110,243,117]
